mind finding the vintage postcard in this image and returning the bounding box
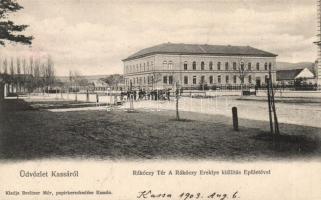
[0,0,320,199]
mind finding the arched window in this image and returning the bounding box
[233,62,237,70]
[201,61,205,70]
[168,61,173,70]
[268,62,272,70]
[150,61,153,70]
[163,76,168,84]
[226,75,229,83]
[233,75,237,84]
[240,62,245,71]
[256,63,260,71]
[169,75,173,84]
[248,63,251,71]
[217,62,221,70]
[201,75,205,83]
[225,62,229,71]
[193,76,197,84]
[184,61,188,70]
[218,75,221,83]
[209,76,213,84]
[264,62,268,70]
[248,75,252,83]
[163,61,167,69]
[209,61,213,70]
[265,75,268,83]
[184,76,188,84]
[192,61,196,70]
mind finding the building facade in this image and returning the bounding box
[122,43,277,90]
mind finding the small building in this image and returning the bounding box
[276,67,316,85]
[91,79,109,87]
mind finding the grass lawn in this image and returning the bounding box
[0,99,320,161]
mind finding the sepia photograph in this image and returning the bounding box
[0,0,321,199]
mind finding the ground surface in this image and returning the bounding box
[127,96,321,128]
[0,96,320,161]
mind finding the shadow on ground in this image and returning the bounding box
[0,99,320,161]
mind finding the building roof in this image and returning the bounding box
[276,68,315,81]
[123,43,278,61]
[295,68,315,79]
[277,69,302,81]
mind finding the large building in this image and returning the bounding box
[122,43,277,90]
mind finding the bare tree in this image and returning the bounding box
[3,58,7,74]
[21,58,26,92]
[22,58,26,74]
[25,57,34,93]
[237,60,249,96]
[151,72,162,90]
[68,70,86,101]
[100,74,123,90]
[16,57,21,92]
[9,57,15,92]
[29,56,34,75]
[40,62,47,93]
[46,56,55,88]
[33,58,41,92]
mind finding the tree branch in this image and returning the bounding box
[0,21,33,46]
[0,0,23,18]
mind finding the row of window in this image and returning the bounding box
[182,75,261,85]
[126,76,155,85]
[126,74,270,85]
[182,61,273,71]
[125,61,154,73]
[125,60,273,73]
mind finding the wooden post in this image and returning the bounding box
[86,89,89,102]
[267,78,274,134]
[129,81,134,111]
[269,71,280,134]
[232,107,239,131]
[96,93,99,104]
[176,82,180,120]
[0,82,4,101]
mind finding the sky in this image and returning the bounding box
[0,0,318,76]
